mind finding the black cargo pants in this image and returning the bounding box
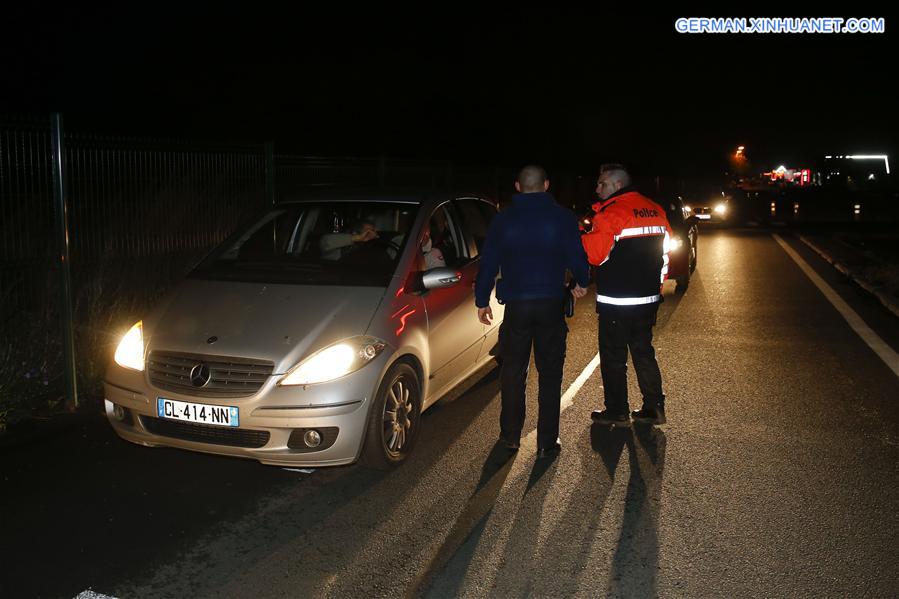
[597,302,665,415]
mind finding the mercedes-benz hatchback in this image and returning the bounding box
[104,192,504,468]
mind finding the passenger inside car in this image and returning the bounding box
[420,226,446,270]
[429,207,458,265]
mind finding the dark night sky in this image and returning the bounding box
[3,7,896,176]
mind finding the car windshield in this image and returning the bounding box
[191,201,419,286]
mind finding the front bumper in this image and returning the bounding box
[103,354,388,467]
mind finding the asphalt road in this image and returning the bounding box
[2,229,897,598]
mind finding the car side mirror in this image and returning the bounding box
[421,267,462,290]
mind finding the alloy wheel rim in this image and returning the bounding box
[383,376,415,454]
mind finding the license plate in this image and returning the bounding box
[157,398,239,427]
[696,214,712,220]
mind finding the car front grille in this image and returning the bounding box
[141,416,270,448]
[148,350,274,398]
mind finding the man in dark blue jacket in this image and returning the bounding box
[475,165,590,458]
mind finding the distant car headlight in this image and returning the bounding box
[714,203,728,215]
[114,321,145,371]
[280,336,386,386]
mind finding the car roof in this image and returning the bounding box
[275,188,492,207]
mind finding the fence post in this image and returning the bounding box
[264,142,275,205]
[50,113,78,409]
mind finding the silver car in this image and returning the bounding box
[104,192,504,468]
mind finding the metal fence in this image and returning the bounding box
[1,116,504,319]
[2,123,268,315]
[1,119,58,315]
[65,135,268,261]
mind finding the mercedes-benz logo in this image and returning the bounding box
[189,363,212,387]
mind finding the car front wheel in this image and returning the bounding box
[361,362,422,470]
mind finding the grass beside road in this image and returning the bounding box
[837,233,899,300]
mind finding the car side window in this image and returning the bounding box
[454,198,495,259]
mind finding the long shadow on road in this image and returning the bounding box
[405,440,519,598]
[603,424,666,598]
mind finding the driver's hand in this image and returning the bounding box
[352,229,378,242]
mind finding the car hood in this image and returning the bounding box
[146,279,387,374]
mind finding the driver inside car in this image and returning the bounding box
[319,220,379,259]
[320,219,408,262]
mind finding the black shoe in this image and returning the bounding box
[591,410,631,427]
[498,436,520,450]
[631,406,666,425]
[536,438,561,459]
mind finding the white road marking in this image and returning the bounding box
[773,233,899,378]
[75,591,117,599]
[561,353,602,411]
[521,352,602,447]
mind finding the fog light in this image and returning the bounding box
[113,404,126,421]
[303,429,322,448]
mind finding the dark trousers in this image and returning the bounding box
[500,298,568,449]
[597,302,665,414]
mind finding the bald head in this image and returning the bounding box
[516,165,549,193]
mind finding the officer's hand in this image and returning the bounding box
[477,306,493,325]
[571,284,588,299]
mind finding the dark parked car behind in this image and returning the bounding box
[661,195,698,292]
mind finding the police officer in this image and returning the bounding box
[475,165,590,458]
[582,164,673,426]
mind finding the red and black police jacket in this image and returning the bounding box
[581,187,674,307]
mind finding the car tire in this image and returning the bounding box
[689,234,698,273]
[675,266,690,294]
[361,362,422,470]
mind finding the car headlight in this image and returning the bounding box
[280,336,386,386]
[714,203,728,215]
[114,321,145,371]
[663,233,682,253]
